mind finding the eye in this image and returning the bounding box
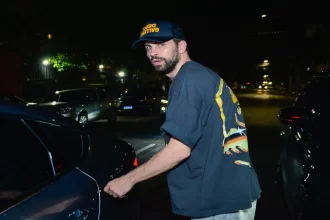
[159,43,165,47]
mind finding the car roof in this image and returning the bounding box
[0,101,83,130]
[54,88,90,94]
[315,69,330,78]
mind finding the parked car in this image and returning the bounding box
[277,72,326,220]
[0,101,139,219]
[38,87,117,124]
[115,88,167,119]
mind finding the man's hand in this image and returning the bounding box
[103,137,190,198]
[103,174,134,198]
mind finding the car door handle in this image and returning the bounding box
[68,209,89,220]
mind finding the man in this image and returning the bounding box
[104,20,261,219]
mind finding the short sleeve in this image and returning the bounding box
[160,78,203,149]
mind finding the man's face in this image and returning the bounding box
[144,39,180,74]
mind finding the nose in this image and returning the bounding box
[149,47,159,57]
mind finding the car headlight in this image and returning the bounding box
[161,99,168,104]
[60,107,72,114]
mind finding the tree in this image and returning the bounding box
[49,53,87,72]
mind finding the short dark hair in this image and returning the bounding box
[173,38,189,53]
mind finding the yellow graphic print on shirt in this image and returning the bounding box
[215,78,251,167]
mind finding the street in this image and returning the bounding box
[89,89,295,220]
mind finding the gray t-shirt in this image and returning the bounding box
[160,61,261,218]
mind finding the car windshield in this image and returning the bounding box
[43,91,86,103]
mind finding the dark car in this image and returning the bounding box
[0,102,139,219]
[277,72,326,220]
[0,95,39,107]
[115,88,167,118]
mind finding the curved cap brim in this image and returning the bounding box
[132,36,174,49]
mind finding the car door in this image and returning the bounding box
[280,76,325,215]
[0,116,99,220]
[95,89,114,120]
[82,89,100,122]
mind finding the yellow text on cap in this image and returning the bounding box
[140,23,160,37]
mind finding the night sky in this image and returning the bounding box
[2,0,325,80]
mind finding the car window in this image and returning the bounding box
[0,117,53,212]
[25,120,88,169]
[97,89,109,101]
[294,77,328,113]
[84,90,98,101]
[58,91,85,103]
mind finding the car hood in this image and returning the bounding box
[38,102,71,112]
[39,102,69,107]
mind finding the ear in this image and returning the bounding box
[178,40,188,54]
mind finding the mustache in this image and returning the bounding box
[151,56,165,61]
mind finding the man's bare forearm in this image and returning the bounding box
[126,138,191,184]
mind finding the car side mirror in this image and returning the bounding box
[278,107,308,125]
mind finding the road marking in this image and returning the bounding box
[136,144,156,154]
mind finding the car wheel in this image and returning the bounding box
[78,113,88,124]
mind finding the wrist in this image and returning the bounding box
[126,170,137,185]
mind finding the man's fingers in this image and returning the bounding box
[106,190,125,199]
[103,178,128,199]
[103,183,111,192]
[103,186,120,198]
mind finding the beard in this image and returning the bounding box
[150,49,180,75]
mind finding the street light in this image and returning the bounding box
[42,59,49,65]
[261,14,267,18]
[118,71,125,77]
[99,64,104,69]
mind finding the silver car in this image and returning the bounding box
[39,88,117,124]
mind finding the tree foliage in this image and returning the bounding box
[49,53,87,72]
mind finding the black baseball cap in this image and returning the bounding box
[132,21,185,48]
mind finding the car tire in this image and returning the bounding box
[78,113,88,124]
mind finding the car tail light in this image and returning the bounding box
[133,157,138,167]
[287,115,301,122]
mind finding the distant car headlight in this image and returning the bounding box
[161,99,168,104]
[161,106,166,112]
[60,107,72,114]
[115,100,122,107]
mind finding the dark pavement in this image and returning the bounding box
[89,89,295,220]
